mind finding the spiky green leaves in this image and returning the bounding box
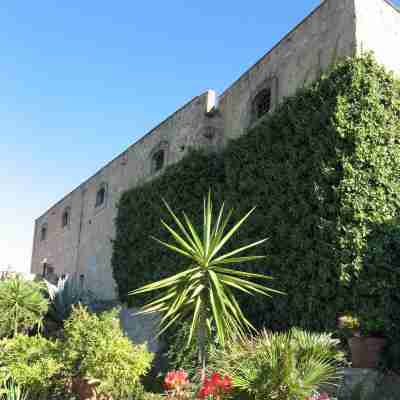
[210,329,344,400]
[0,277,48,338]
[130,193,282,348]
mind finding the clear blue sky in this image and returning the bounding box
[1,1,398,272]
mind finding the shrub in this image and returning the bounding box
[210,328,344,400]
[0,335,62,399]
[62,305,153,399]
[0,277,48,338]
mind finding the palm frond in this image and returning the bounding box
[209,329,344,400]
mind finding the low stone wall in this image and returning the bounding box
[336,368,400,400]
[119,307,161,354]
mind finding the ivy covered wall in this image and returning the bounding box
[112,55,400,339]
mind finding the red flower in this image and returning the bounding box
[198,378,213,399]
[210,373,222,388]
[164,370,189,391]
[198,372,233,399]
[220,375,232,393]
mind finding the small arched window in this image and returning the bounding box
[95,184,107,208]
[40,224,48,241]
[152,149,165,173]
[62,207,71,227]
[253,88,272,120]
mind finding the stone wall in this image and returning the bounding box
[31,91,218,299]
[355,0,400,76]
[218,0,357,142]
[31,0,399,300]
[336,368,400,400]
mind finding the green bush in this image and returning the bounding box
[209,328,344,400]
[112,55,400,339]
[0,277,48,338]
[62,305,153,399]
[0,335,62,399]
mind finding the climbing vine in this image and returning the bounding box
[112,55,400,340]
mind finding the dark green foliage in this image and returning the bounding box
[112,150,226,306]
[356,220,400,370]
[112,55,400,341]
[162,321,217,381]
[356,220,400,332]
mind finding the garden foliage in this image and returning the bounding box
[0,380,28,400]
[46,274,96,327]
[0,277,48,338]
[62,305,153,399]
[0,304,153,400]
[209,329,343,400]
[0,335,62,399]
[130,192,280,371]
[112,55,400,337]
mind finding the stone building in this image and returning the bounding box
[31,0,400,301]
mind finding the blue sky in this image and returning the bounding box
[0,1,398,272]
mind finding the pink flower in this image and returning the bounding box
[164,370,190,391]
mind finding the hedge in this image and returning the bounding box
[112,55,400,341]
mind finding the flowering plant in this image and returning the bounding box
[338,314,360,331]
[307,392,330,400]
[164,370,191,400]
[198,372,232,400]
[338,313,386,337]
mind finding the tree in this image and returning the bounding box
[130,192,282,375]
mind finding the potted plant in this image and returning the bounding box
[338,313,386,368]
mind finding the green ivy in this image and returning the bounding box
[112,55,400,340]
[111,150,226,306]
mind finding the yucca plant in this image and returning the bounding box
[0,277,48,338]
[130,192,282,372]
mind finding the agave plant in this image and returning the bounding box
[0,277,48,338]
[130,192,282,370]
[46,274,96,325]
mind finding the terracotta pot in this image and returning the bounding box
[71,377,112,400]
[348,336,386,368]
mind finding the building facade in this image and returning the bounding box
[31,0,400,300]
